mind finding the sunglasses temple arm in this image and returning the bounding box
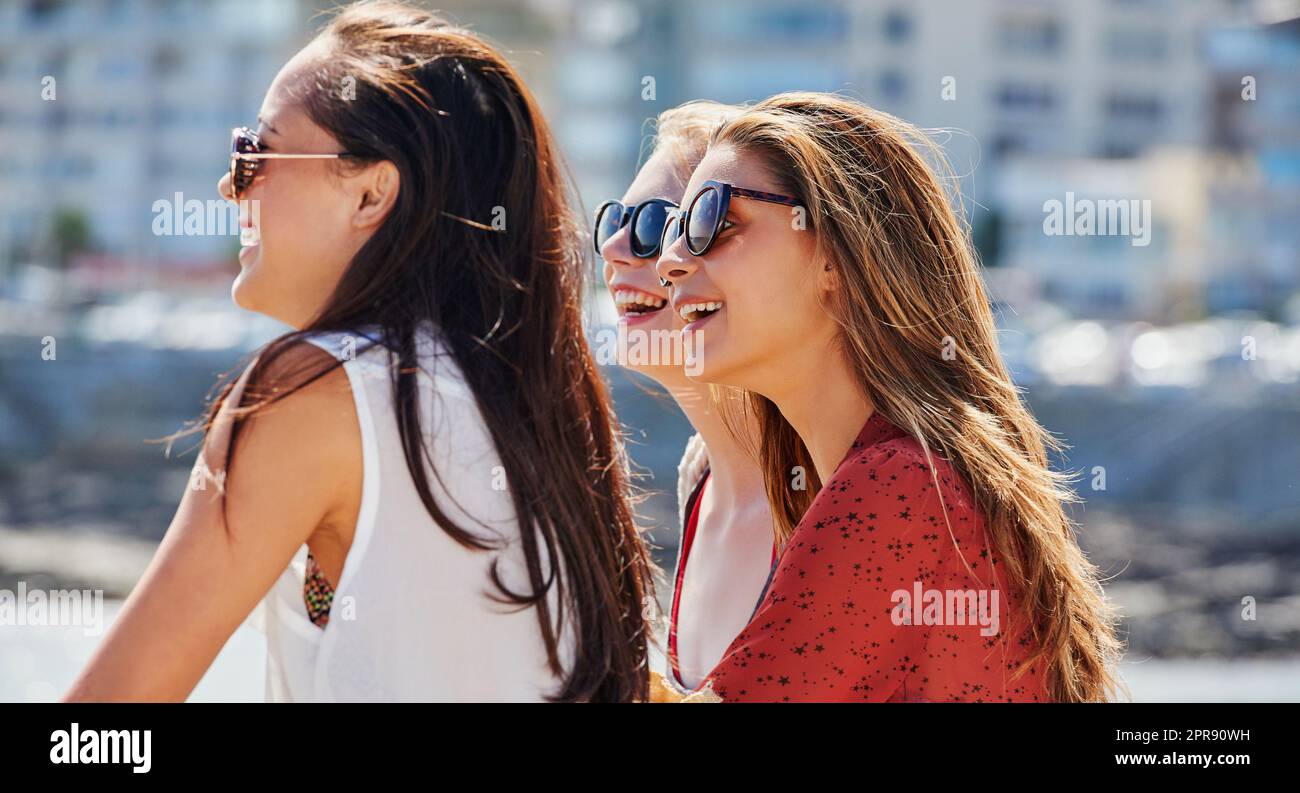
[729,186,801,207]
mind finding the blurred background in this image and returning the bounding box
[1,0,1297,701]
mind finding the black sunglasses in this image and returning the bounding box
[658,180,802,285]
[229,126,356,200]
[593,198,677,258]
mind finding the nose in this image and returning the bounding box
[655,235,696,287]
[218,169,235,203]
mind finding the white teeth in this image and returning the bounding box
[613,288,666,309]
[677,301,724,321]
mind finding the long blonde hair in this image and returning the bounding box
[712,92,1123,702]
[648,99,740,184]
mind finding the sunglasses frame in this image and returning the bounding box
[593,197,678,258]
[661,179,802,258]
[658,180,802,286]
[229,126,357,199]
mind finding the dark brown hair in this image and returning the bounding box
[202,1,653,702]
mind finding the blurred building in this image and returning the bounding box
[1204,14,1300,316]
[417,0,1279,324]
[1,0,1294,321]
[0,0,314,285]
[483,0,1241,215]
[993,149,1230,320]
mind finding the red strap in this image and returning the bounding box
[668,473,708,688]
[669,473,778,689]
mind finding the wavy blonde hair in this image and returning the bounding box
[712,92,1123,703]
[647,99,740,183]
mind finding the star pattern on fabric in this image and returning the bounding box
[702,412,1048,702]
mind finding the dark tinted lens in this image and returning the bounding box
[594,202,625,252]
[231,129,259,196]
[233,128,258,155]
[631,202,670,257]
[660,210,683,252]
[687,187,720,254]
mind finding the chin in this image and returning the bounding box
[686,348,729,385]
[230,271,258,313]
[686,336,756,388]
[627,361,690,387]
[231,269,285,324]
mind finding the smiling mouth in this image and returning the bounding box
[677,301,723,323]
[613,288,668,317]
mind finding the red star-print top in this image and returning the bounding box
[699,411,1050,702]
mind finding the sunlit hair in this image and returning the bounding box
[647,100,740,183]
[628,99,741,424]
[188,1,655,702]
[711,91,1123,703]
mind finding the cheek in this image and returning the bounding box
[263,181,353,270]
[717,247,826,354]
[719,249,806,325]
[237,179,355,316]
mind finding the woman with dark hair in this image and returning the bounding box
[63,1,654,702]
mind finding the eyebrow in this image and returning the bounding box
[256,115,280,136]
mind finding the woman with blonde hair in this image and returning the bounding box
[655,92,1122,702]
[595,100,776,694]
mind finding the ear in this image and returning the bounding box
[815,254,840,294]
[351,160,400,231]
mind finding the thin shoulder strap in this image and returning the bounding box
[749,549,781,623]
[681,465,710,526]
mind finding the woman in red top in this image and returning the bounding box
[693,411,1044,701]
[655,92,1123,702]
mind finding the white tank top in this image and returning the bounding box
[244,323,573,701]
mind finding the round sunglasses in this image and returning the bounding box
[229,126,356,200]
[658,180,801,285]
[593,198,677,258]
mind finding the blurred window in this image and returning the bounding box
[883,9,912,43]
[1098,140,1142,158]
[1105,28,1169,61]
[999,13,1062,55]
[879,70,907,102]
[1105,92,1164,123]
[996,82,1058,113]
[153,46,184,77]
[695,4,849,45]
[26,0,68,26]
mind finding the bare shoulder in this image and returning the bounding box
[238,339,358,460]
[205,338,363,535]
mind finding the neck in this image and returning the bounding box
[762,344,872,485]
[662,379,765,514]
